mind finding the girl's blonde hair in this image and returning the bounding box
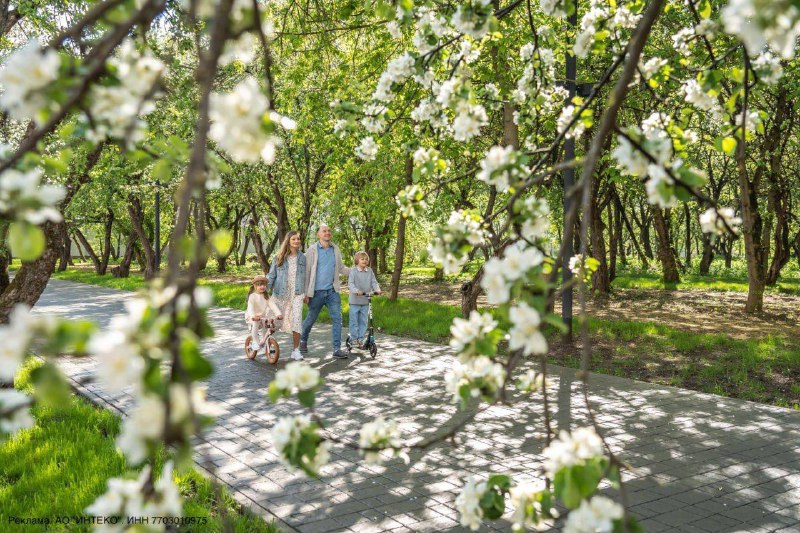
[276,231,300,267]
[354,251,369,266]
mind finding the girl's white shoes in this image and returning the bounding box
[290,349,304,361]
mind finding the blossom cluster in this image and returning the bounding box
[413,7,448,54]
[449,311,498,359]
[721,0,800,59]
[85,40,166,146]
[0,167,65,224]
[269,361,321,404]
[86,462,182,525]
[395,184,428,218]
[427,210,486,275]
[542,427,605,477]
[515,196,551,243]
[373,53,417,102]
[509,480,554,531]
[455,476,488,530]
[516,369,550,394]
[476,145,530,192]
[563,496,624,533]
[412,146,448,180]
[480,243,544,305]
[209,77,296,164]
[361,103,387,134]
[451,0,494,40]
[508,302,548,356]
[699,207,742,236]
[355,136,379,161]
[271,415,331,475]
[358,416,403,464]
[445,355,505,404]
[0,38,60,123]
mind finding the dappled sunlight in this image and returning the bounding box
[33,279,800,531]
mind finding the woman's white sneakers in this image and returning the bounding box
[290,349,304,360]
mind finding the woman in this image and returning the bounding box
[266,231,306,360]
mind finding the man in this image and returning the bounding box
[300,224,351,359]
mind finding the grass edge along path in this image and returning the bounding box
[0,359,279,532]
[50,270,799,409]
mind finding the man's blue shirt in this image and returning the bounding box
[314,242,335,291]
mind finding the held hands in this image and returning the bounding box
[357,290,364,296]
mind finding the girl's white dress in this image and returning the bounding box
[273,254,304,333]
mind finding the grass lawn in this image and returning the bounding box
[0,359,278,532]
[612,270,800,295]
[50,267,799,409]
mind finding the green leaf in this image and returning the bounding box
[209,229,233,256]
[268,381,283,403]
[152,158,172,182]
[721,136,736,155]
[297,389,316,408]
[9,222,46,261]
[179,331,213,380]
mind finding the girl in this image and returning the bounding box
[266,231,306,360]
[348,251,381,348]
[245,274,282,354]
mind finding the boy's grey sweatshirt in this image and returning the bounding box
[348,267,381,305]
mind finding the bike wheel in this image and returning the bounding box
[266,337,280,365]
[244,335,257,360]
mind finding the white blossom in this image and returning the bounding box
[752,51,784,84]
[639,57,666,80]
[510,480,550,530]
[557,105,586,139]
[517,369,550,394]
[450,311,498,358]
[0,38,60,122]
[117,394,165,465]
[373,53,416,102]
[210,77,285,164]
[396,184,428,218]
[219,32,258,65]
[736,109,761,132]
[672,27,694,56]
[451,0,493,39]
[0,168,65,224]
[273,361,320,393]
[386,20,402,39]
[0,305,35,382]
[645,163,677,208]
[0,389,34,435]
[699,207,742,236]
[542,427,605,477]
[519,196,551,241]
[564,496,624,533]
[721,0,800,59]
[445,356,505,403]
[508,302,548,356]
[355,136,379,161]
[90,330,145,393]
[539,0,567,18]
[358,416,402,464]
[271,415,330,474]
[568,254,585,276]
[480,257,511,305]
[455,476,486,530]
[476,145,530,192]
[452,103,488,141]
[361,103,387,134]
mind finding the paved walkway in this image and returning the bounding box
[34,279,800,532]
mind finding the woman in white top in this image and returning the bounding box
[267,232,307,360]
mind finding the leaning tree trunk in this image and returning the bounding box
[127,195,157,280]
[248,215,270,274]
[73,226,104,274]
[699,233,714,275]
[0,222,61,322]
[112,234,136,278]
[652,207,680,283]
[461,267,484,318]
[390,157,413,300]
[57,223,71,271]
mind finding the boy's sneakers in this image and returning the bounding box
[290,349,304,361]
[332,350,349,360]
[299,341,308,355]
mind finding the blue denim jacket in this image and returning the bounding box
[267,252,306,296]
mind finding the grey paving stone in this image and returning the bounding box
[35,279,800,533]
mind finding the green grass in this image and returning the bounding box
[0,359,278,532]
[612,270,800,295]
[548,318,800,409]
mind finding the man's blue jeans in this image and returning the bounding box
[348,303,368,341]
[301,289,342,351]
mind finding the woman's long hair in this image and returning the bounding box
[276,231,300,267]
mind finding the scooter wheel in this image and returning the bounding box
[266,337,280,365]
[244,335,257,360]
[370,344,377,359]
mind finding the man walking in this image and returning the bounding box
[300,224,351,359]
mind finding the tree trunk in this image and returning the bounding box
[0,222,61,322]
[683,203,692,270]
[127,195,156,280]
[238,234,250,266]
[765,179,790,286]
[433,267,444,282]
[608,199,617,282]
[248,215,270,274]
[73,226,103,274]
[461,268,484,318]
[652,207,680,283]
[97,209,114,275]
[390,157,413,300]
[699,234,714,275]
[590,189,610,294]
[112,234,136,278]
[57,223,71,271]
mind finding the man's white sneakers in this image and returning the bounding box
[290,349,304,361]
